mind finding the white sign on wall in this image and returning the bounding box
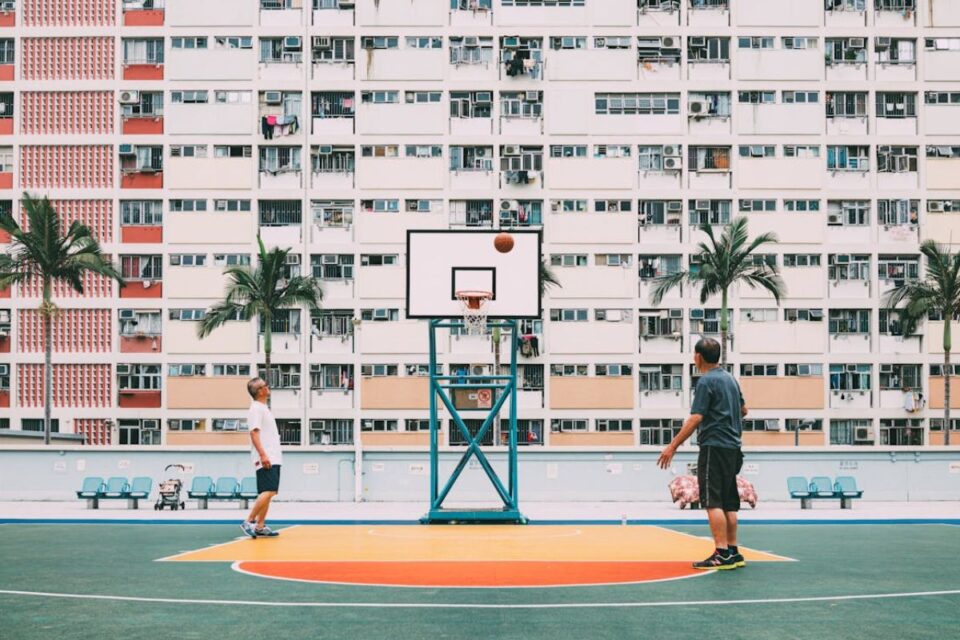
[605,463,623,475]
[742,463,760,476]
[949,462,960,475]
[118,460,130,470]
[302,463,319,475]
[75,460,86,471]
[53,461,66,472]
[839,460,859,470]
[546,463,559,480]
[371,462,385,472]
[409,463,427,476]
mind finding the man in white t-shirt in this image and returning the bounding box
[240,377,283,538]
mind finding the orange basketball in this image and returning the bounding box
[494,232,514,253]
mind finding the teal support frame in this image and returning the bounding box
[421,318,527,524]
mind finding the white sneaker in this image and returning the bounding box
[240,521,257,538]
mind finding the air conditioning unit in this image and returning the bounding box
[284,36,302,50]
[880,363,893,373]
[662,144,680,157]
[475,91,492,103]
[690,36,706,47]
[661,36,677,49]
[0,1,14,11]
[470,364,487,376]
[875,37,891,49]
[474,147,487,158]
[119,309,136,321]
[524,90,539,102]
[503,145,521,156]
[142,420,160,431]
[142,280,152,288]
[664,156,683,170]
[695,199,710,210]
[464,36,480,48]
[221,419,239,431]
[119,90,140,104]
[828,213,842,224]
[264,91,283,105]
[928,201,945,213]
[285,253,300,265]
[849,37,865,48]
[118,144,135,156]
[765,421,781,432]
[339,0,354,8]
[689,100,711,116]
[503,36,520,48]
[321,255,338,264]
[373,308,388,319]
[845,364,858,372]
[668,309,683,319]
[317,145,333,155]
[117,364,131,375]
[0,364,8,375]
[313,37,332,49]
[854,426,874,442]
[666,200,682,212]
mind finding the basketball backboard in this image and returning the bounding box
[406,229,542,319]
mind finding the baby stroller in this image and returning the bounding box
[155,464,187,511]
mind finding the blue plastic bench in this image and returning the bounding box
[187,476,215,509]
[124,476,153,509]
[788,476,863,509]
[76,476,105,509]
[238,477,258,509]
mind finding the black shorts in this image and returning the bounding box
[256,465,281,494]
[697,447,743,512]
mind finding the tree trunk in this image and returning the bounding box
[944,320,952,446]
[263,316,272,409]
[491,326,501,372]
[43,279,53,446]
[719,288,729,366]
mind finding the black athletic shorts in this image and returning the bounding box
[256,465,281,494]
[697,447,743,511]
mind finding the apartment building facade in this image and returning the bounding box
[1,0,960,452]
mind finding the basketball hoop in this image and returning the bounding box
[455,290,493,335]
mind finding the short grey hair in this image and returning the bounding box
[247,377,265,399]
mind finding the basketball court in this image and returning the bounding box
[1,516,958,639]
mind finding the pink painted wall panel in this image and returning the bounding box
[76,418,112,446]
[17,199,114,244]
[19,146,114,189]
[21,37,115,81]
[21,0,115,26]
[17,363,111,408]
[21,91,114,136]
[19,271,114,299]
[18,308,112,353]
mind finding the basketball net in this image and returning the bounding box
[455,291,493,335]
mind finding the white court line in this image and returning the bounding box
[648,525,798,562]
[1,588,959,609]
[229,560,710,590]
[155,525,301,562]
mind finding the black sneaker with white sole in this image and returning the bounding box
[692,551,738,570]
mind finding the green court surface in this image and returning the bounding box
[1,522,958,640]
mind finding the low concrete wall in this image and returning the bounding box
[1,448,958,503]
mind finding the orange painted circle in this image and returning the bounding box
[236,561,705,588]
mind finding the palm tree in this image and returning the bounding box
[198,235,323,392]
[0,194,124,444]
[884,240,960,445]
[491,259,561,370]
[650,217,784,365]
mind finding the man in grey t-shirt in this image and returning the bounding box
[657,337,748,570]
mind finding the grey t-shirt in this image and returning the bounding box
[690,367,744,450]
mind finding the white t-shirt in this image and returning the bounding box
[248,401,283,468]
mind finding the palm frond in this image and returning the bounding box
[650,271,689,306]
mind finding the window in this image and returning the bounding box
[170,145,207,157]
[275,419,302,446]
[828,254,871,280]
[739,199,776,213]
[595,364,632,377]
[880,419,923,446]
[169,309,206,322]
[879,310,911,336]
[260,147,302,173]
[782,37,817,50]
[826,92,868,118]
[550,145,587,158]
[168,419,203,432]
[360,145,399,158]
[786,419,823,432]
[594,93,681,116]
[688,200,731,225]
[360,254,398,266]
[449,37,495,66]
[596,419,632,432]
[258,364,301,390]
[500,91,543,120]
[260,200,302,227]
[784,200,820,213]
[121,255,162,281]
[215,36,253,50]
[210,419,248,432]
[828,309,870,335]
[22,419,59,433]
[738,145,776,158]
[169,364,205,377]
[361,419,399,432]
[639,255,681,279]
[639,310,682,338]
[740,309,777,323]
[877,146,918,173]
[551,364,589,377]
[360,36,399,50]
[638,419,682,445]
[121,91,163,118]
[360,308,399,321]
[170,199,207,212]
[312,146,355,174]
[688,36,730,62]
[313,37,355,64]
[550,36,587,50]
[309,419,353,445]
[214,145,252,158]
[876,38,915,65]
[118,364,162,390]
[688,147,731,172]
[171,37,208,50]
[404,145,442,158]
[311,254,354,280]
[743,419,780,432]
[830,419,872,446]
[690,309,728,335]
[877,255,919,283]
[118,419,160,446]
[405,91,442,104]
[310,364,353,389]
[260,37,303,63]
[738,36,774,50]
[311,309,354,338]
[783,308,824,322]
[639,200,682,225]
[738,91,775,104]
[827,146,870,171]
[638,365,683,392]
[360,199,400,213]
[212,364,251,377]
[169,254,206,267]
[879,364,920,390]
[785,363,823,377]
[550,419,588,433]
[740,364,778,377]
[549,309,588,322]
[829,364,871,391]
[550,254,587,267]
[0,39,13,65]
[825,37,867,64]
[594,145,631,159]
[783,145,820,158]
[213,254,251,267]
[827,201,869,226]
[121,201,162,226]
[596,254,632,267]
[123,38,164,65]
[214,199,251,212]
[406,37,442,49]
